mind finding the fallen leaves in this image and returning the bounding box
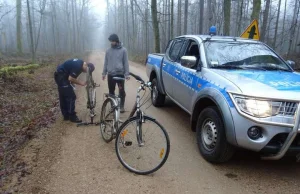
[0,63,59,191]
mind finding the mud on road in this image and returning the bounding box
[12,52,300,194]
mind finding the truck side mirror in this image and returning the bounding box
[286,60,296,69]
[180,56,197,69]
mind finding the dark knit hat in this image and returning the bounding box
[108,34,119,42]
[87,63,95,73]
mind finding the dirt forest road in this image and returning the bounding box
[19,52,300,194]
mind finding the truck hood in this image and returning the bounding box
[210,69,300,100]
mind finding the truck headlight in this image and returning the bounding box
[234,96,281,118]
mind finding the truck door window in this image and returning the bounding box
[169,39,185,61]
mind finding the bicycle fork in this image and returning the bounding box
[113,97,121,136]
[136,111,145,147]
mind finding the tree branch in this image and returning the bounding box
[0,7,15,22]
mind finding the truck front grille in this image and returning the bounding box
[278,102,297,116]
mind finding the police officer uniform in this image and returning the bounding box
[54,59,84,122]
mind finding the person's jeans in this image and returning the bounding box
[107,75,126,98]
[107,75,126,108]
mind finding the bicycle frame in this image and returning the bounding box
[102,73,151,146]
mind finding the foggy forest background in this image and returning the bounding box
[1,0,300,62]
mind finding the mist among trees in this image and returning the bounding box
[1,0,300,61]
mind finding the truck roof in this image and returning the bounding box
[177,35,259,43]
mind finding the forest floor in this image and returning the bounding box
[1,51,300,194]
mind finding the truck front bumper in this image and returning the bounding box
[261,105,300,160]
[230,105,300,160]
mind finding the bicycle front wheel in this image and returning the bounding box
[115,116,170,175]
[100,98,117,143]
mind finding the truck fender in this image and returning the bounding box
[191,88,238,146]
[149,64,165,95]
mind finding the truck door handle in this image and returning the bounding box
[175,70,181,74]
[163,63,166,67]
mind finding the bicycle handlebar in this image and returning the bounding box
[129,72,144,83]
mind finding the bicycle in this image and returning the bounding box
[100,72,170,175]
[77,66,100,126]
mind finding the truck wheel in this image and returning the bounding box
[196,107,235,163]
[151,78,165,107]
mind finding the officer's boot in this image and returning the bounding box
[70,114,82,123]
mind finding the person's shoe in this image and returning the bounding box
[70,115,82,123]
[120,107,125,113]
[63,116,69,121]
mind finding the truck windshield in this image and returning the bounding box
[204,41,292,71]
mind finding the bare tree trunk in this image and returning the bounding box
[171,0,174,38]
[121,0,125,42]
[288,0,300,56]
[26,0,35,63]
[71,0,76,52]
[251,0,261,21]
[151,0,160,53]
[34,0,47,53]
[177,0,181,36]
[183,0,188,34]
[261,0,271,42]
[223,0,231,35]
[237,0,244,35]
[273,0,282,48]
[199,0,204,34]
[126,0,129,50]
[51,0,57,55]
[145,0,148,54]
[281,0,288,46]
[16,0,22,54]
[115,0,117,32]
[130,0,135,52]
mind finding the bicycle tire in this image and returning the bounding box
[86,69,95,108]
[100,98,117,143]
[115,116,170,175]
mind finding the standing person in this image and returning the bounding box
[102,34,130,113]
[54,58,95,123]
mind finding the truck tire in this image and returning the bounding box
[151,78,165,107]
[196,106,235,163]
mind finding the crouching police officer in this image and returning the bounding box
[54,58,95,123]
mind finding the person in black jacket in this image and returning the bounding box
[54,58,95,123]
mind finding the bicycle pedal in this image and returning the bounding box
[125,141,132,146]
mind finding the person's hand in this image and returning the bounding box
[126,76,130,81]
[102,75,106,81]
[81,81,87,86]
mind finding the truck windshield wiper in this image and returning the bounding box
[262,66,292,72]
[241,65,267,71]
[211,64,245,69]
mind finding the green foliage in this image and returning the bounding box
[0,64,39,76]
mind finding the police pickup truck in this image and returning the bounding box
[146,35,300,163]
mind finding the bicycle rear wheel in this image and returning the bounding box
[100,98,117,143]
[115,116,170,175]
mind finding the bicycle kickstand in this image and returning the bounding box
[77,115,100,127]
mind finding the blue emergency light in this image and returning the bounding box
[209,26,217,35]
